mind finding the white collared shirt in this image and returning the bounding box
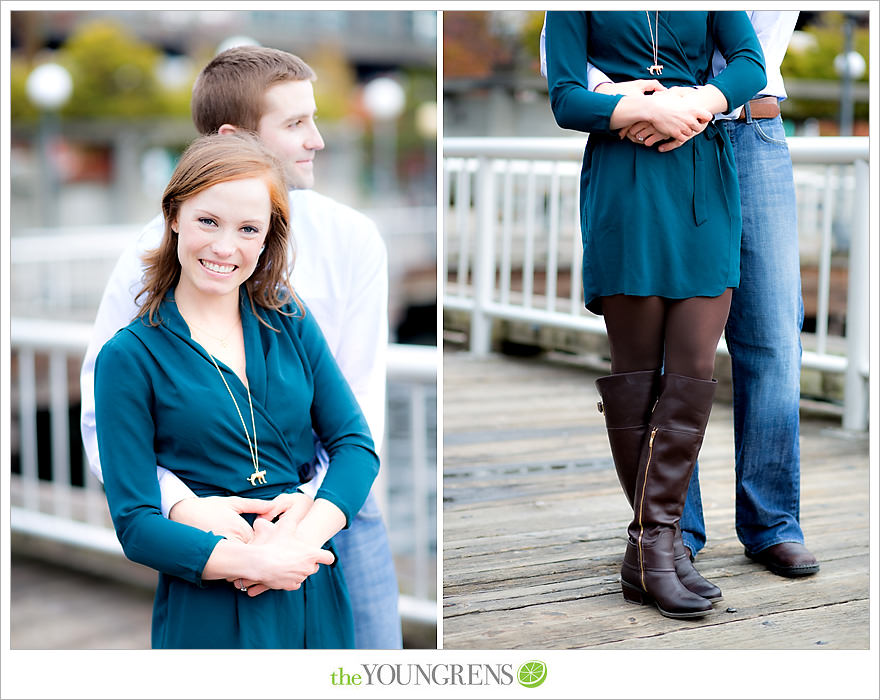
[80,188,388,513]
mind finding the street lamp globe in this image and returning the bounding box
[833,50,866,80]
[363,76,406,121]
[217,35,261,54]
[26,62,73,111]
[415,101,437,139]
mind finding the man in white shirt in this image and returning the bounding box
[541,11,818,578]
[80,46,403,647]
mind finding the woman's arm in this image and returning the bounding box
[707,11,766,113]
[545,12,712,140]
[297,310,380,532]
[95,332,330,589]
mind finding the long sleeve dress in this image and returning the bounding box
[93,288,379,648]
[544,11,766,313]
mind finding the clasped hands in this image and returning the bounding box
[170,492,330,597]
[598,79,713,152]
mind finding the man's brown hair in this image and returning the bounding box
[191,46,316,135]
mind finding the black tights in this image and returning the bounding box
[602,291,733,380]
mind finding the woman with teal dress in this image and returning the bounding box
[94,133,379,647]
[545,11,766,618]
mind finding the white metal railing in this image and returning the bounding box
[443,136,869,432]
[10,319,437,627]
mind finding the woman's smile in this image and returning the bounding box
[172,177,271,302]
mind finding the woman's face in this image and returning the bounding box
[172,177,271,303]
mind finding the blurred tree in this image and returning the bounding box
[60,19,191,119]
[782,11,869,123]
[443,11,512,79]
[11,19,194,123]
[10,58,41,122]
[520,11,545,75]
[309,43,358,122]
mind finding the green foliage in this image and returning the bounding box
[782,13,869,82]
[520,11,545,67]
[10,58,40,122]
[782,12,869,123]
[60,19,180,119]
[13,19,193,123]
[310,44,358,122]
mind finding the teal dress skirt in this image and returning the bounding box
[94,288,379,648]
[545,11,766,313]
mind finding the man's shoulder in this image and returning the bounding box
[138,214,165,248]
[290,190,384,248]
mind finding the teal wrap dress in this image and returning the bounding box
[94,288,379,648]
[544,11,766,313]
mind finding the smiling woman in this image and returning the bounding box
[92,132,379,648]
[171,176,272,381]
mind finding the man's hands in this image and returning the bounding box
[169,495,275,543]
[256,491,314,527]
[594,78,666,98]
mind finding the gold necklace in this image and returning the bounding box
[206,352,267,487]
[645,11,663,75]
[188,317,240,350]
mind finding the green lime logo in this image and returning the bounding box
[517,660,547,688]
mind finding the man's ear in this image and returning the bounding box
[217,124,238,135]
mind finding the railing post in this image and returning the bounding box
[49,350,72,518]
[842,158,869,432]
[17,348,39,510]
[409,382,429,600]
[470,156,495,356]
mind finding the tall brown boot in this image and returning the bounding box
[597,372,721,602]
[620,373,717,618]
[596,369,659,500]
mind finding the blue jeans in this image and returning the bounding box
[332,491,403,648]
[680,110,806,556]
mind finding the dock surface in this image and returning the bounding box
[442,350,870,649]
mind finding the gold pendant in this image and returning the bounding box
[648,64,663,75]
[247,468,267,486]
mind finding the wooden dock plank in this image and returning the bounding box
[442,351,870,650]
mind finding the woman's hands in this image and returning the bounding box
[238,492,316,596]
[175,491,335,596]
[239,517,335,597]
[638,88,713,146]
[606,84,727,152]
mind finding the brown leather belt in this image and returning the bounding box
[736,96,780,120]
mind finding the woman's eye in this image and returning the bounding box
[241,226,259,235]
[198,217,216,226]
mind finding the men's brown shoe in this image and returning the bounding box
[744,542,820,577]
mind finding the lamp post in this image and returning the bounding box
[415,101,437,206]
[363,76,406,200]
[834,15,866,136]
[26,62,73,227]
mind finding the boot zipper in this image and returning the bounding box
[636,427,658,591]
